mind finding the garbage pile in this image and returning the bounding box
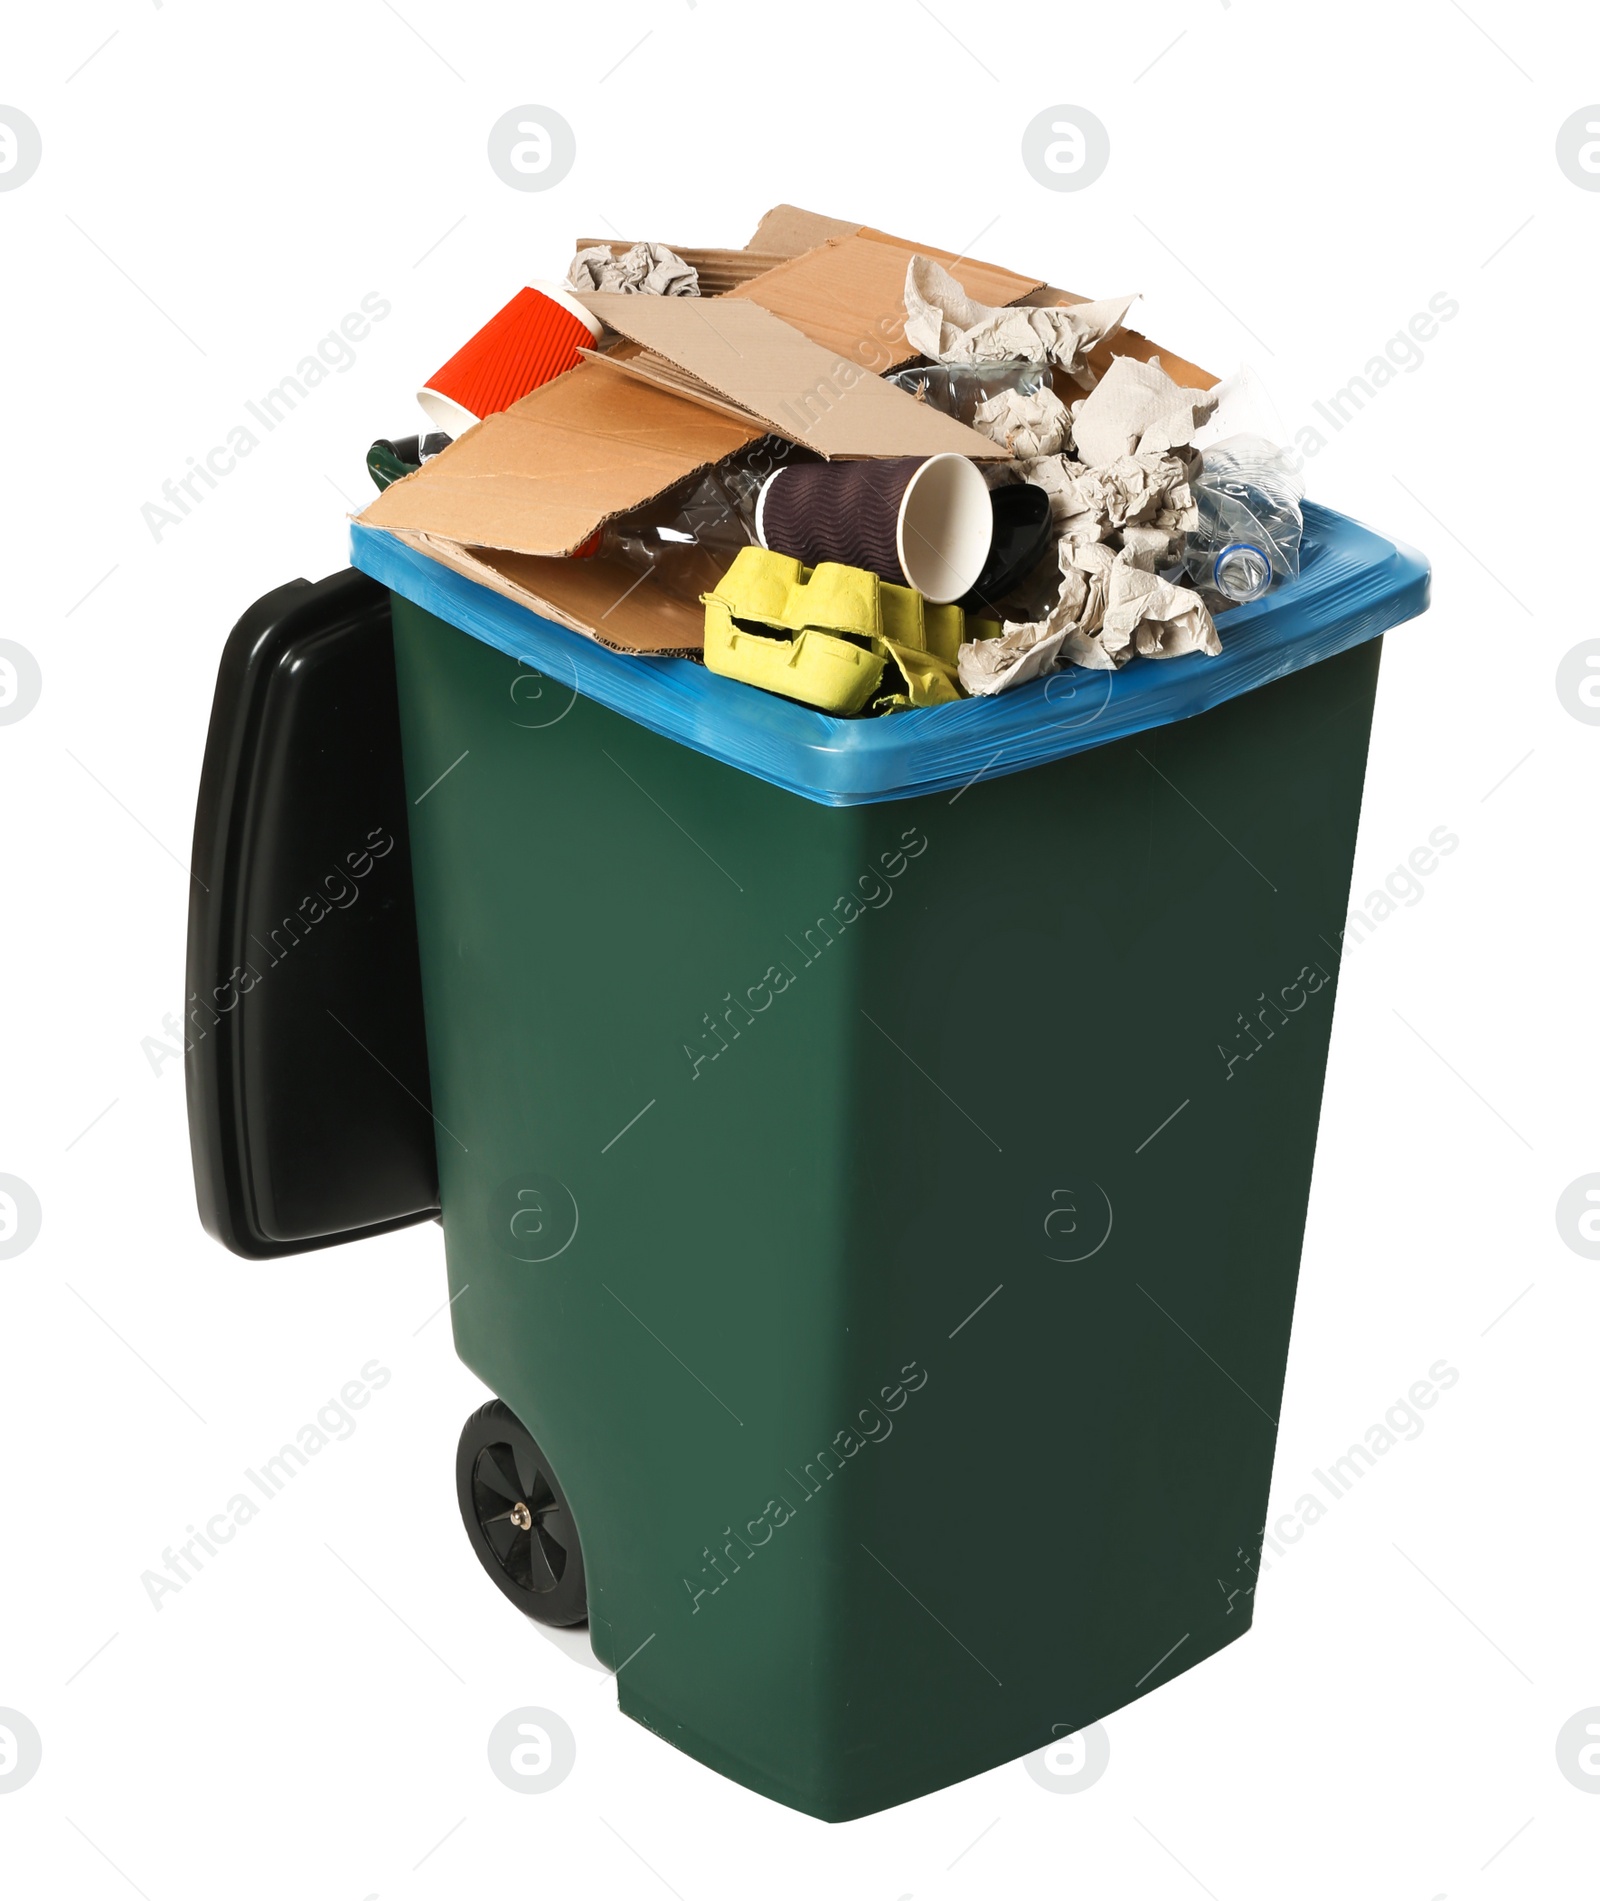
[359,207,1305,719]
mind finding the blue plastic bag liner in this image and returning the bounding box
[350,503,1428,808]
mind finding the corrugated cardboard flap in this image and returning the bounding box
[359,364,762,558]
[385,530,705,656]
[727,227,1044,369]
[745,204,866,255]
[575,291,1006,460]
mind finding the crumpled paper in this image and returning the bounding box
[1103,556,1221,659]
[1118,522,1175,570]
[999,450,1199,565]
[958,542,1104,689]
[903,255,1135,386]
[566,241,699,297]
[1069,353,1219,466]
[957,620,1071,697]
[960,541,1219,688]
[1063,541,1115,632]
[970,384,1072,458]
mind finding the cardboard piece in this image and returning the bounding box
[360,365,763,557]
[745,203,865,255]
[727,228,1043,369]
[572,344,795,435]
[386,530,705,656]
[574,291,1004,459]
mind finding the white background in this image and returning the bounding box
[1,3,1595,1896]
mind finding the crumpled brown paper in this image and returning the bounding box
[999,450,1199,565]
[1117,522,1174,570]
[970,384,1072,458]
[960,540,1219,687]
[957,620,1072,696]
[958,542,1102,689]
[1102,556,1221,660]
[1064,542,1115,631]
[566,242,699,297]
[903,255,1135,385]
[1069,353,1219,466]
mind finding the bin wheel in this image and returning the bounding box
[455,1399,587,1627]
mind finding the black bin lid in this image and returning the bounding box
[186,569,439,1258]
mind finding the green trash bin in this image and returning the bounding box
[189,506,1427,1820]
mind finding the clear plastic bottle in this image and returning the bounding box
[885,358,1052,423]
[599,469,752,604]
[1184,435,1304,606]
[596,437,816,604]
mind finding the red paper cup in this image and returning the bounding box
[418,279,602,436]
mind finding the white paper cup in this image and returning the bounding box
[894,453,994,603]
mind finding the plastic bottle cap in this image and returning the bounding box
[1213,542,1273,604]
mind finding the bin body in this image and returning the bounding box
[391,594,1380,1819]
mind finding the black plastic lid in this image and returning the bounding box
[186,569,439,1257]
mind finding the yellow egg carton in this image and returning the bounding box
[701,547,998,716]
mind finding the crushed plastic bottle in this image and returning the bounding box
[1184,435,1304,606]
[600,469,752,604]
[597,438,816,604]
[885,359,1051,425]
